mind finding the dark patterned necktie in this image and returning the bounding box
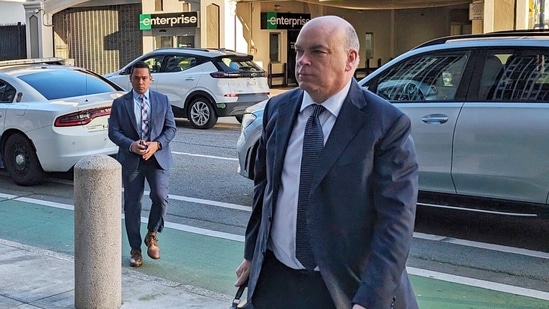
[296,104,325,270]
[140,95,149,141]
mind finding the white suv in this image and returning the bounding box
[238,31,549,217]
[105,48,270,129]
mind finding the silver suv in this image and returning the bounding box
[237,31,549,217]
[105,48,269,129]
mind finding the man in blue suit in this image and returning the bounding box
[108,61,177,267]
[235,16,419,308]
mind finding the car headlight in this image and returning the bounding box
[241,113,257,130]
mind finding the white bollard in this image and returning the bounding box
[74,154,122,309]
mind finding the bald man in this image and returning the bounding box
[235,15,419,309]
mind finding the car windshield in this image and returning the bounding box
[19,69,118,100]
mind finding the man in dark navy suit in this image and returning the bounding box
[108,61,177,267]
[235,16,419,308]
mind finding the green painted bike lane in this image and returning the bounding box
[1,198,548,308]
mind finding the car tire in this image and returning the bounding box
[188,96,218,129]
[235,115,243,123]
[3,133,46,186]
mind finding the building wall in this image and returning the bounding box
[53,4,142,74]
[1,1,540,78]
[0,2,25,25]
[140,0,220,52]
[237,2,471,71]
[236,1,309,69]
[201,0,225,49]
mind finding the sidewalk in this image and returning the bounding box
[0,238,233,308]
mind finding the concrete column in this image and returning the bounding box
[515,0,530,30]
[492,0,515,31]
[22,1,54,58]
[74,154,122,309]
[483,0,495,33]
[470,1,484,34]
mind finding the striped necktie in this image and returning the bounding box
[140,95,149,141]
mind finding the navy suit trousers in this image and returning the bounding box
[251,251,336,309]
[123,157,169,250]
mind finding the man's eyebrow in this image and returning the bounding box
[294,43,328,50]
[310,44,328,50]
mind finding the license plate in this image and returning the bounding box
[247,78,256,86]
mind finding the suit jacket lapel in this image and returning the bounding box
[122,92,139,135]
[316,81,368,183]
[147,92,159,139]
[273,89,303,191]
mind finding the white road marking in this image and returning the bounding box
[2,192,548,300]
[418,202,538,217]
[168,193,250,211]
[171,151,238,161]
[164,221,244,242]
[414,232,549,260]
[407,267,549,301]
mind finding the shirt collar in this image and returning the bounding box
[300,79,352,118]
[133,90,150,101]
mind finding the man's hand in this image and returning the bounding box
[235,259,251,287]
[131,140,147,155]
[130,140,159,160]
[141,141,160,160]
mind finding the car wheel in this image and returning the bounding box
[3,133,46,186]
[235,115,243,123]
[188,97,218,129]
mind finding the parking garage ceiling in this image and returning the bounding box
[246,0,472,10]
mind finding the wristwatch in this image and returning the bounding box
[157,141,162,150]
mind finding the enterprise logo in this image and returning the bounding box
[140,12,198,30]
[267,16,309,28]
[261,12,311,30]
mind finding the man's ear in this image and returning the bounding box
[346,49,359,72]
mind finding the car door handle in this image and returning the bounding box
[421,114,448,124]
[185,77,195,81]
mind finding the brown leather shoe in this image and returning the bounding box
[129,249,143,267]
[144,231,160,259]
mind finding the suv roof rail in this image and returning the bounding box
[0,57,65,67]
[415,29,549,49]
[153,47,210,53]
[157,47,212,52]
[156,47,245,53]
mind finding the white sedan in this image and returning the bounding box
[0,58,125,185]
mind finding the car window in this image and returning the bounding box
[0,80,16,103]
[141,56,164,73]
[484,49,549,102]
[215,57,264,74]
[19,69,119,100]
[161,55,197,72]
[477,52,507,100]
[373,51,469,102]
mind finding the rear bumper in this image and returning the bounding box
[215,93,269,117]
[33,129,118,172]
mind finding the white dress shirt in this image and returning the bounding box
[270,80,352,269]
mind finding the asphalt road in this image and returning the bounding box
[1,195,548,308]
[0,113,548,308]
